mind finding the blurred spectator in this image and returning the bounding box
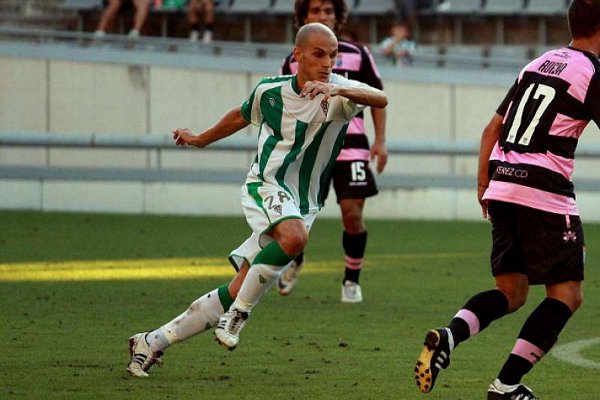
[394,0,417,28]
[437,0,451,11]
[188,0,215,43]
[379,21,416,67]
[94,0,151,39]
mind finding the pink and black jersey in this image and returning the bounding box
[280,39,383,162]
[484,46,600,215]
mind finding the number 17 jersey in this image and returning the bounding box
[484,46,600,215]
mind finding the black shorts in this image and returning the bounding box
[322,160,379,203]
[489,200,585,285]
[103,0,134,10]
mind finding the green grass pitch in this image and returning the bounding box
[1,211,599,399]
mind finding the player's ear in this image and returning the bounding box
[293,46,302,62]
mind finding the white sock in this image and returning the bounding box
[147,288,224,352]
[233,263,281,312]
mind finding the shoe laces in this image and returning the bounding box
[343,281,357,293]
[228,309,248,334]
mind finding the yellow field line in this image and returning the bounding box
[0,252,485,282]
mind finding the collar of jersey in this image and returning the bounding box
[291,75,301,95]
[567,45,598,59]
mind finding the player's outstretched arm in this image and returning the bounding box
[300,81,387,109]
[331,85,387,109]
[173,106,250,148]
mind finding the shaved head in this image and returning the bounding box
[293,22,338,86]
[295,22,337,48]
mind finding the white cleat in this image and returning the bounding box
[201,30,213,43]
[189,30,199,43]
[214,309,249,351]
[341,280,363,303]
[127,29,140,40]
[127,332,163,377]
[93,30,106,40]
[277,259,303,296]
[487,379,538,399]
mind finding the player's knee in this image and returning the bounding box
[568,292,583,312]
[498,286,528,312]
[341,210,364,232]
[278,230,308,257]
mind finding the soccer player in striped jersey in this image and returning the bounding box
[415,1,600,398]
[277,0,388,304]
[126,22,387,377]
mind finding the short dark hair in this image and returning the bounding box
[568,0,600,39]
[294,0,348,33]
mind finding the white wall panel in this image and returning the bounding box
[385,81,452,140]
[43,181,144,213]
[0,180,42,209]
[0,147,48,166]
[144,182,243,216]
[49,61,148,134]
[0,57,47,131]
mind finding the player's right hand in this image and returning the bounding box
[173,128,194,146]
[477,184,489,220]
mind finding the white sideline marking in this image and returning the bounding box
[551,337,600,369]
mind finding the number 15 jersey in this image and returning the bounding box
[484,46,600,215]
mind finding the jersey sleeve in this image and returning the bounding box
[331,74,368,120]
[584,72,600,127]
[240,83,262,125]
[496,80,518,117]
[359,45,384,90]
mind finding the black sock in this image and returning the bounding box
[498,297,572,385]
[205,23,214,32]
[449,289,509,346]
[342,231,367,283]
[190,22,201,31]
[293,253,304,266]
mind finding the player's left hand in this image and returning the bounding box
[370,141,388,174]
[300,81,338,101]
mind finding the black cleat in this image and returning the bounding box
[488,379,538,399]
[415,328,452,393]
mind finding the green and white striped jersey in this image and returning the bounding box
[240,73,367,214]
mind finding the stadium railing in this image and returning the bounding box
[0,26,532,72]
[2,131,600,191]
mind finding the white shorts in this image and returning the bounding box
[228,182,317,271]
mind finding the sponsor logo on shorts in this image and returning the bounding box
[272,204,282,215]
[563,230,577,243]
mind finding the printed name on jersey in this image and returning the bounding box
[538,60,568,76]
